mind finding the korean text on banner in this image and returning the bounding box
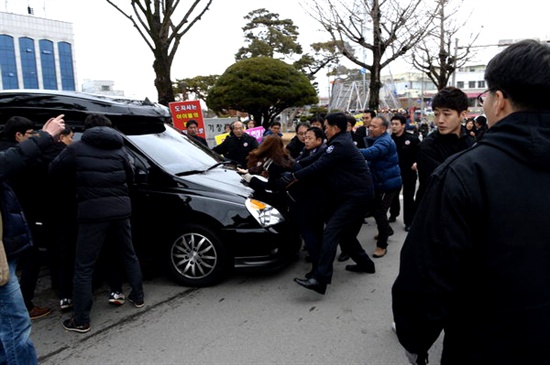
[168,100,206,138]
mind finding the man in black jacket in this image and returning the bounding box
[0,114,65,365]
[51,114,144,333]
[184,119,207,146]
[413,87,474,207]
[212,121,258,167]
[388,114,420,231]
[392,39,550,364]
[285,121,309,158]
[0,116,54,320]
[280,112,375,295]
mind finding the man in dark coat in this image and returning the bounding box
[414,87,475,207]
[0,114,65,365]
[212,121,258,167]
[0,116,53,320]
[279,112,376,295]
[388,114,420,231]
[50,114,144,333]
[184,119,207,146]
[285,121,309,159]
[392,39,550,365]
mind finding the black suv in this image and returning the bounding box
[0,90,300,287]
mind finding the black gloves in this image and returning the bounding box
[276,172,297,189]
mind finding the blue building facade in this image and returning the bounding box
[0,12,76,91]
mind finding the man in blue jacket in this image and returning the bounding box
[359,116,402,258]
[0,114,65,365]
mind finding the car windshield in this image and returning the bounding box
[126,124,222,175]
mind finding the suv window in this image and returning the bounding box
[126,124,221,175]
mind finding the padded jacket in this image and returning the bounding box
[392,112,550,364]
[49,126,133,223]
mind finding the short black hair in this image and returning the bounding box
[307,126,324,140]
[186,120,198,128]
[3,116,34,142]
[270,121,282,128]
[309,115,324,124]
[485,39,550,111]
[474,115,487,126]
[346,114,357,127]
[61,126,73,136]
[325,112,348,132]
[295,121,310,132]
[391,114,407,125]
[84,114,112,130]
[432,86,469,113]
[363,109,376,118]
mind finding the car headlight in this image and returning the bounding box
[245,198,285,227]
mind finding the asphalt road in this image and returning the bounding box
[30,214,443,365]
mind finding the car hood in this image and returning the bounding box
[176,167,253,200]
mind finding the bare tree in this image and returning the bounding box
[410,0,480,90]
[304,0,438,109]
[106,0,213,106]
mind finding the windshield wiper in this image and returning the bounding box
[175,161,233,176]
[206,160,233,172]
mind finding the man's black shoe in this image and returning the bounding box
[294,277,327,295]
[337,253,350,262]
[388,227,394,236]
[345,264,375,274]
[388,216,397,223]
[62,318,91,333]
[305,270,314,279]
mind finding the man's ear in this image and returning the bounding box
[14,131,24,142]
[494,90,514,119]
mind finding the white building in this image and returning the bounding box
[81,79,124,97]
[0,11,77,91]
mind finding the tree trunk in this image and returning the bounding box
[153,52,175,106]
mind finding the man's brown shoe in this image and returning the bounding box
[372,247,387,258]
[29,306,52,320]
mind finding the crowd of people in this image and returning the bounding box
[2,39,550,364]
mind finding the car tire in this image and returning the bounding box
[168,224,230,287]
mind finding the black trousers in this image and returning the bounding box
[372,188,400,249]
[73,218,143,324]
[314,194,374,285]
[389,173,417,226]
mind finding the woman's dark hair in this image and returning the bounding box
[247,135,293,170]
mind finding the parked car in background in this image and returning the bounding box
[0,90,301,287]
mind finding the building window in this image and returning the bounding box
[58,42,75,91]
[457,81,464,89]
[19,37,39,89]
[40,39,57,90]
[101,85,111,91]
[477,80,485,89]
[0,35,19,89]
[468,81,476,89]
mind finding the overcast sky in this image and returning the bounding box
[5,0,550,101]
